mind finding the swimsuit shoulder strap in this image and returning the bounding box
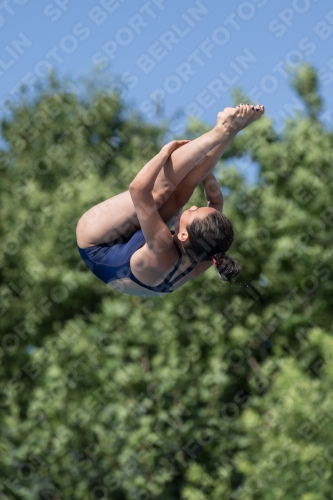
[164,239,183,282]
[159,240,196,287]
[168,261,197,287]
[128,239,183,293]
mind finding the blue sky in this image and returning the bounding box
[1,0,333,178]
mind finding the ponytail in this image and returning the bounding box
[212,252,240,283]
[186,211,241,284]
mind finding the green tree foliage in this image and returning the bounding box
[291,64,322,117]
[0,69,332,499]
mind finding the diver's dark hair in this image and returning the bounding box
[185,211,240,283]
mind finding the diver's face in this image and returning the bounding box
[175,206,215,239]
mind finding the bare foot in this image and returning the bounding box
[238,103,265,130]
[214,103,264,139]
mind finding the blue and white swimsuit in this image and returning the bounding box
[77,229,196,296]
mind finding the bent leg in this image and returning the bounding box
[77,105,264,248]
[153,103,264,197]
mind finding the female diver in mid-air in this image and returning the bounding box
[76,104,264,297]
